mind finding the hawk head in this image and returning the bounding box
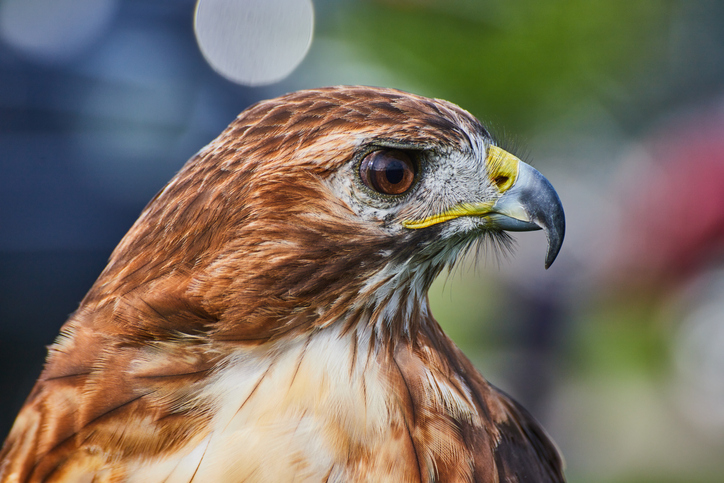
[1,86,566,482]
[96,85,564,342]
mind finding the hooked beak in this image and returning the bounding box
[403,146,565,268]
[486,155,565,268]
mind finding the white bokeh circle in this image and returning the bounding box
[0,0,118,63]
[194,0,314,86]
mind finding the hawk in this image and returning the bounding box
[1,86,566,482]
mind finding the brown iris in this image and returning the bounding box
[359,150,416,195]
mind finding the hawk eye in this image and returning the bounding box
[359,149,416,195]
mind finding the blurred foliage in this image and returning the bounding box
[333,0,675,133]
[570,298,670,378]
[428,266,505,352]
[325,3,724,481]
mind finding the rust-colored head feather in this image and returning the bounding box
[1,86,565,482]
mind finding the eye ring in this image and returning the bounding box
[359,149,416,195]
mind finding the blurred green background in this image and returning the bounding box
[305,2,724,482]
[2,1,724,481]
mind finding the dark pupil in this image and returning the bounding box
[383,160,405,185]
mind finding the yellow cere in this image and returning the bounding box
[402,146,520,230]
[485,145,520,193]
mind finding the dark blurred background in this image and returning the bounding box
[2,1,724,481]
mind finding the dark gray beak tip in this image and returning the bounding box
[539,184,565,269]
[543,213,565,269]
[524,167,566,269]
